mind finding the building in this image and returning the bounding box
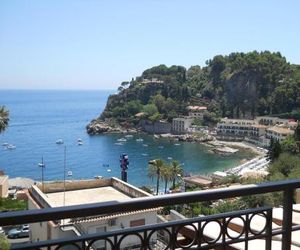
[172,117,194,134]
[141,78,164,84]
[187,106,207,119]
[256,116,289,126]
[216,118,257,140]
[27,178,159,249]
[266,126,295,142]
[140,120,171,134]
[0,175,8,198]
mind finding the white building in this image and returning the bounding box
[256,116,289,126]
[27,178,158,250]
[216,118,256,140]
[172,117,194,134]
[266,126,295,142]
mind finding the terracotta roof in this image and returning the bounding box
[187,106,207,111]
[267,126,294,134]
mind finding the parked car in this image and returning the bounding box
[7,225,29,238]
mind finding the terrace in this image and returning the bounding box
[1,179,300,250]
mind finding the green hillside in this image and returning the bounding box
[99,51,300,126]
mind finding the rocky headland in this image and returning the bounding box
[86,119,137,135]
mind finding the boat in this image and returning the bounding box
[77,141,83,146]
[56,139,64,144]
[136,138,144,142]
[77,138,83,142]
[94,175,103,179]
[125,135,133,138]
[158,145,164,149]
[2,143,9,146]
[167,157,173,160]
[114,142,124,146]
[142,144,148,147]
[107,169,112,172]
[141,153,148,156]
[6,144,16,150]
[67,171,73,177]
[174,143,181,146]
[117,138,127,142]
[154,134,160,139]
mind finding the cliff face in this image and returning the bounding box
[87,51,300,134]
[225,70,260,118]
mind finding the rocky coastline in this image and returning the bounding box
[86,119,137,135]
[86,120,262,157]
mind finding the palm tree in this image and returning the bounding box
[161,164,173,194]
[148,159,165,195]
[0,106,9,133]
[170,160,183,189]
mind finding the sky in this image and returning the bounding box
[0,0,300,90]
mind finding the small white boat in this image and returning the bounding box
[143,144,148,147]
[2,143,9,146]
[154,134,160,139]
[141,153,148,156]
[94,175,103,179]
[158,145,164,149]
[136,138,144,142]
[117,138,127,142]
[77,141,83,146]
[167,157,173,160]
[77,138,83,142]
[174,143,181,146]
[56,139,64,144]
[125,135,133,138]
[67,171,73,177]
[107,169,112,172]
[7,144,16,150]
[114,142,124,146]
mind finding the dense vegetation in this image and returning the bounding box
[100,51,300,126]
[0,106,9,132]
[0,197,27,211]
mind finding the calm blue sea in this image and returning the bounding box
[0,90,252,188]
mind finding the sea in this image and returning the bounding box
[0,90,254,188]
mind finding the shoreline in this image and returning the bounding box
[208,140,267,157]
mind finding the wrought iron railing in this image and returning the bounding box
[1,179,300,250]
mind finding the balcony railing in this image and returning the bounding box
[1,179,300,249]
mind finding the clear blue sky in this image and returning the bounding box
[0,0,299,90]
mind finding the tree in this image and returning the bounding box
[268,153,300,179]
[170,161,183,189]
[0,106,9,133]
[281,135,299,155]
[267,138,282,162]
[0,235,10,250]
[160,164,172,194]
[148,159,165,195]
[295,122,300,141]
[143,104,158,117]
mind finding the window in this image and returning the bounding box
[130,219,145,227]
